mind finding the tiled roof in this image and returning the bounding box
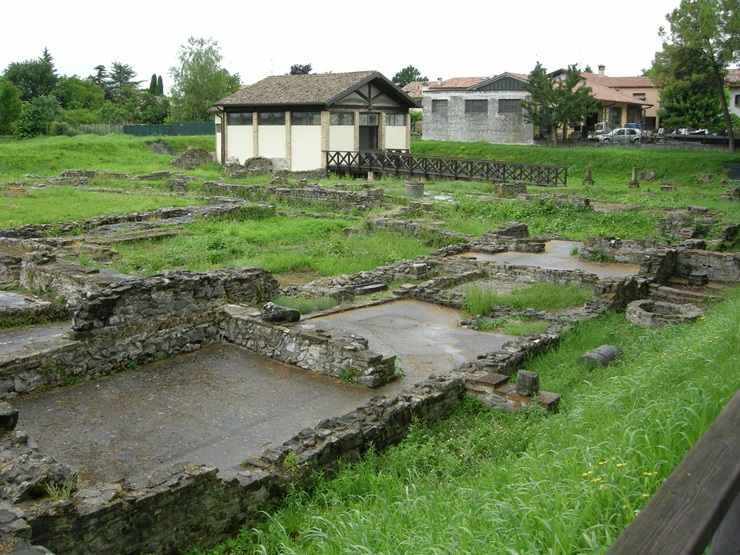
[580,73,647,105]
[215,71,387,106]
[402,80,427,98]
[584,73,654,88]
[429,77,486,90]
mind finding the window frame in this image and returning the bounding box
[330,112,355,126]
[498,99,522,115]
[258,111,286,125]
[386,113,407,126]
[431,99,448,114]
[226,112,253,126]
[291,111,321,126]
[465,99,488,115]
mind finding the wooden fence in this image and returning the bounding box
[607,390,740,555]
[325,150,568,187]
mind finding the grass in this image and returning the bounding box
[475,316,551,336]
[0,134,217,179]
[0,186,204,228]
[464,282,593,315]
[196,287,740,555]
[272,295,338,315]
[112,217,432,277]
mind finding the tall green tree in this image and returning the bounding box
[107,62,140,98]
[3,49,58,100]
[148,74,158,95]
[0,79,23,134]
[659,0,739,150]
[289,64,312,75]
[522,62,557,141]
[156,75,164,96]
[650,44,724,130]
[552,65,600,140]
[392,65,427,87]
[169,37,240,121]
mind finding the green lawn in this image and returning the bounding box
[0,134,216,179]
[111,217,433,277]
[198,287,740,555]
[0,186,204,228]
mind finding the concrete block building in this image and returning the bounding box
[422,73,534,144]
[211,71,416,171]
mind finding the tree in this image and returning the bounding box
[584,65,594,73]
[148,74,158,95]
[14,95,60,137]
[659,0,739,150]
[290,64,312,75]
[522,62,557,141]
[54,76,105,110]
[0,79,23,134]
[552,65,600,140]
[169,37,240,121]
[156,75,164,96]
[107,62,141,98]
[136,92,170,123]
[3,49,58,101]
[392,65,427,87]
[650,44,724,130]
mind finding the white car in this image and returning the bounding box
[598,128,641,144]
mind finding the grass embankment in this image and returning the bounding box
[112,217,432,277]
[0,186,203,228]
[199,287,740,555]
[0,134,216,179]
[464,282,593,314]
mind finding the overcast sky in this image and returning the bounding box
[2,0,682,89]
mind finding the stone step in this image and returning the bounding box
[649,284,717,305]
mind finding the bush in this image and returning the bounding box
[14,95,60,138]
[49,121,78,137]
[464,282,593,314]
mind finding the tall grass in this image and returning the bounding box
[464,282,593,314]
[0,186,203,228]
[113,217,432,277]
[197,287,740,555]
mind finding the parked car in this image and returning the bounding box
[587,122,611,141]
[597,128,641,144]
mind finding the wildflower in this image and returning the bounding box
[616,463,626,468]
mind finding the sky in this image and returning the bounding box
[1,0,682,89]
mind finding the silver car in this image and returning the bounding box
[598,128,641,144]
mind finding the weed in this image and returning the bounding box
[339,367,361,384]
[273,295,338,315]
[45,474,79,501]
[475,317,550,335]
[464,282,593,315]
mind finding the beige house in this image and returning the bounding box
[211,71,416,171]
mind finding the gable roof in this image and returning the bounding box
[469,72,529,90]
[580,73,647,105]
[402,80,428,99]
[214,70,416,108]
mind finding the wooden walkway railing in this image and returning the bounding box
[325,150,568,187]
[608,390,740,555]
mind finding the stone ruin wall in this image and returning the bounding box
[2,375,464,555]
[203,181,384,210]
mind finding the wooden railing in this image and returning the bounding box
[325,150,568,187]
[608,390,740,555]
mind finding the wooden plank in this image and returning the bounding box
[608,391,740,555]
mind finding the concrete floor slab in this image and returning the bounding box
[455,240,640,279]
[303,299,512,379]
[15,344,389,485]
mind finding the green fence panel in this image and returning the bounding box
[123,122,215,136]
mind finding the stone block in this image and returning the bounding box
[516,370,540,396]
[354,283,387,295]
[261,302,301,323]
[581,345,621,368]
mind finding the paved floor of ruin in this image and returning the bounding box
[455,240,641,278]
[0,321,72,359]
[303,299,513,379]
[15,343,412,486]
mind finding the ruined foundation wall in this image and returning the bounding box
[5,376,464,555]
[203,181,384,209]
[220,305,396,387]
[675,250,740,282]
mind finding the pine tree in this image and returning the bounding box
[157,75,164,96]
[148,74,158,95]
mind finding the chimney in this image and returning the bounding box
[598,65,606,76]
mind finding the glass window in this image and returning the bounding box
[330,112,355,126]
[258,112,285,125]
[465,100,488,114]
[432,99,448,114]
[291,111,321,125]
[359,112,379,126]
[735,94,740,107]
[386,113,407,126]
[498,99,522,114]
[226,112,252,125]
